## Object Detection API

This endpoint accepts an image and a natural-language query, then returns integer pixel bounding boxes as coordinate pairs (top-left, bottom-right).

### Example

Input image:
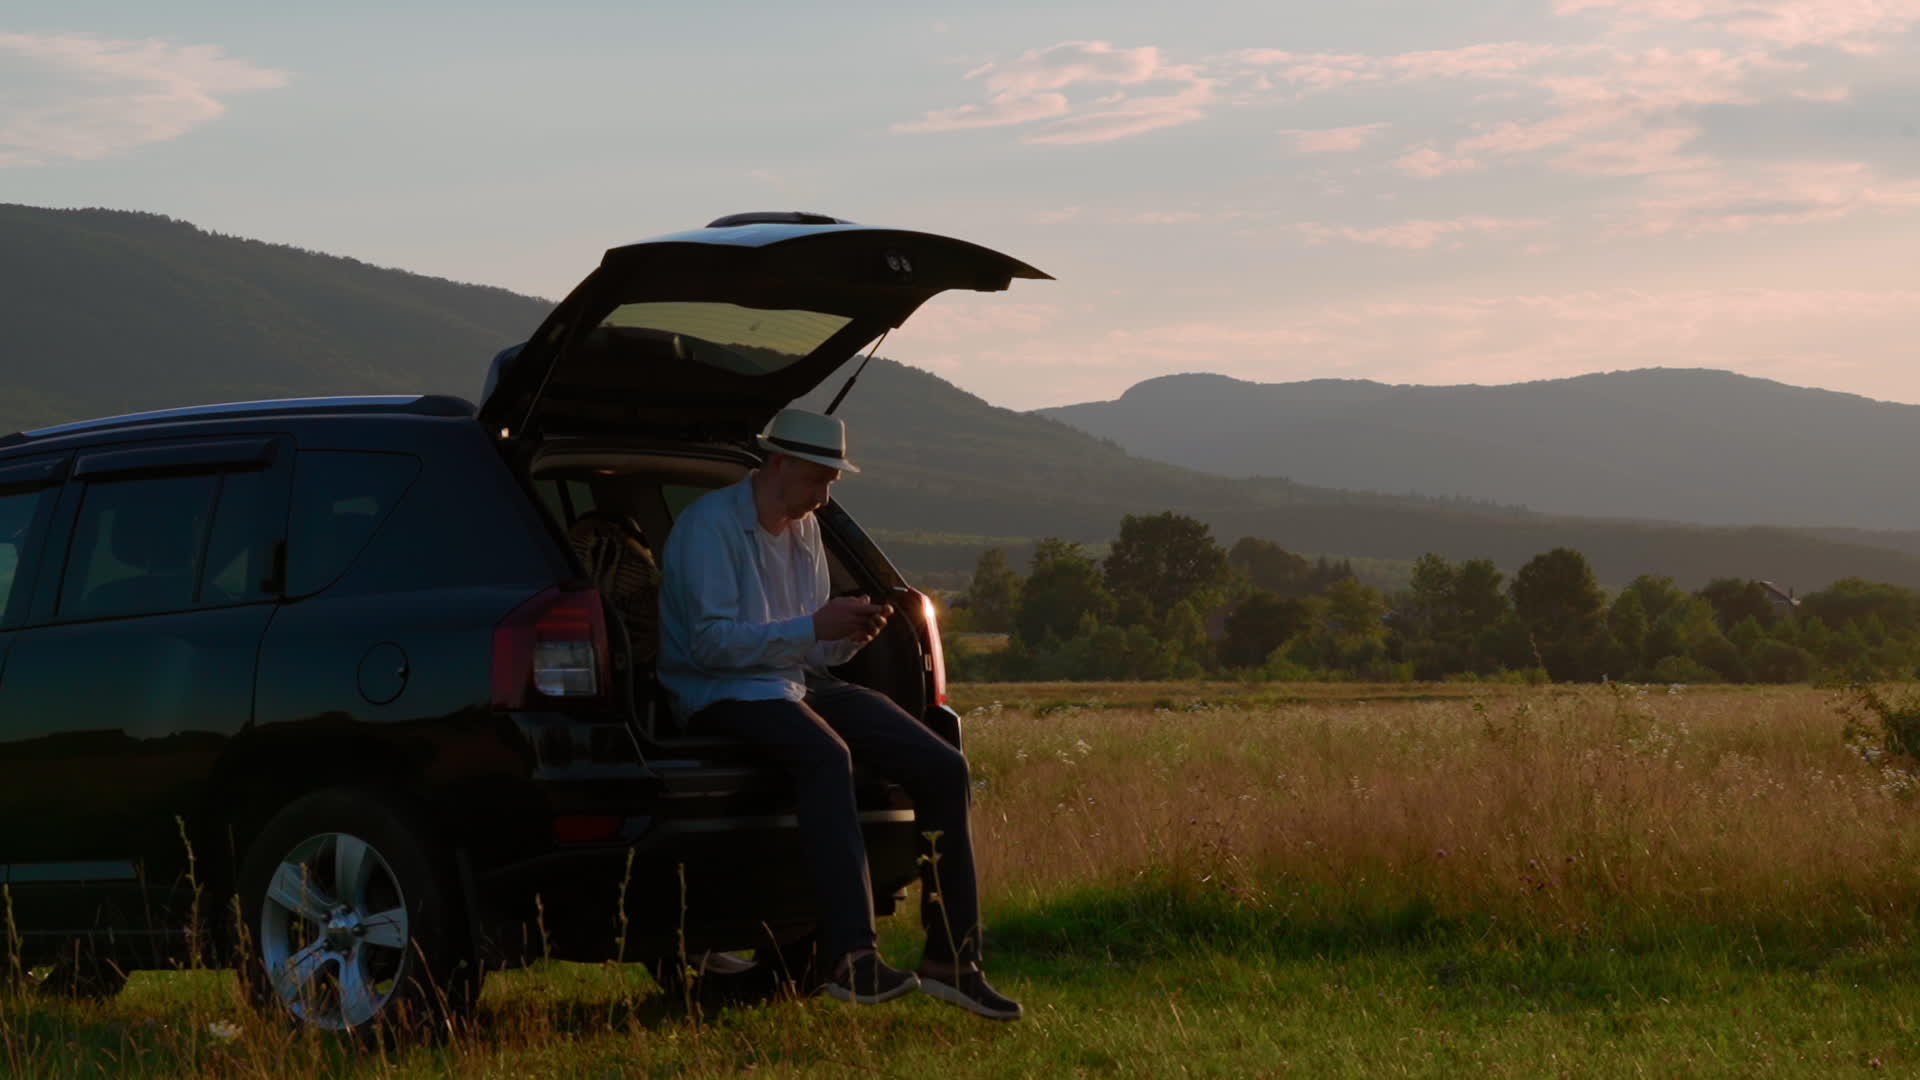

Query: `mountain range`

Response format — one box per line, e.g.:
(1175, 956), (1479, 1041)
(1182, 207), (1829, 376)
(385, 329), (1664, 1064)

(7, 202), (1920, 594)
(1040, 370), (1920, 530)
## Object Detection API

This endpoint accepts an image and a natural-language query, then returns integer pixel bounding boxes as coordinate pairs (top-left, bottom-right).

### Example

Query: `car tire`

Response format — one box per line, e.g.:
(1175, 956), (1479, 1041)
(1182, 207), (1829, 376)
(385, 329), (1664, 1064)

(235, 787), (481, 1033)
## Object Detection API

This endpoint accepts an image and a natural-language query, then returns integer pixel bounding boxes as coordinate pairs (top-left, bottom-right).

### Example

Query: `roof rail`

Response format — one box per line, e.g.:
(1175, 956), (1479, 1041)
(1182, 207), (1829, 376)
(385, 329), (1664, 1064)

(0, 394), (476, 448)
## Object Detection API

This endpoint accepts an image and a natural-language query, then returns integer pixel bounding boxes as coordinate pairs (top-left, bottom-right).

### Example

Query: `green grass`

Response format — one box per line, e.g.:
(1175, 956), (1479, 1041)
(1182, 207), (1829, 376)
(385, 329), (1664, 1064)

(9, 684), (1920, 1076)
(10, 901), (1920, 1077)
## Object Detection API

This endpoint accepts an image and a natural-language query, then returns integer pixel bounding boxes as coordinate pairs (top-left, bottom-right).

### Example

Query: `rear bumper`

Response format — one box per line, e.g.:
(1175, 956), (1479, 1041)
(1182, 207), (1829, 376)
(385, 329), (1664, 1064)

(471, 806), (922, 963)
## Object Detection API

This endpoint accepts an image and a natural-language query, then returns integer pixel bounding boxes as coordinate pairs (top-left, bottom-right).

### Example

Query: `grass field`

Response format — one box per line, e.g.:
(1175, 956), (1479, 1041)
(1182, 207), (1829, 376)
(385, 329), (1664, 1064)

(8, 682), (1920, 1077)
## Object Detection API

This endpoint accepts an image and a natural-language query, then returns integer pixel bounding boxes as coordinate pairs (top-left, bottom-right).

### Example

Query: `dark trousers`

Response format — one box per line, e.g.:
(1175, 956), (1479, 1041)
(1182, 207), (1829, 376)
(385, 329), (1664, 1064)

(690, 679), (981, 965)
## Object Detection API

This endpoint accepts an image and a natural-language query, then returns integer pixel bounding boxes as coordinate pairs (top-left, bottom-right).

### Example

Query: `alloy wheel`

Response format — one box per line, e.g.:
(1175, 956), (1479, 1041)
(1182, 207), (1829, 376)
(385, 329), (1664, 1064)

(257, 832), (411, 1030)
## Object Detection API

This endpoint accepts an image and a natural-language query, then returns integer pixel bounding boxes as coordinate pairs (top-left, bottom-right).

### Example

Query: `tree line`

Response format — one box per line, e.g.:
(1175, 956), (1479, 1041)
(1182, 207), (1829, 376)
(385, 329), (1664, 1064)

(945, 511), (1920, 684)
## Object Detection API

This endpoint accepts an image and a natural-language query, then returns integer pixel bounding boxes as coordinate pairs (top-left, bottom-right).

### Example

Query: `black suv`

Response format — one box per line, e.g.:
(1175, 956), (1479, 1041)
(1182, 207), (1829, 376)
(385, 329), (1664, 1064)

(0, 214), (1048, 1029)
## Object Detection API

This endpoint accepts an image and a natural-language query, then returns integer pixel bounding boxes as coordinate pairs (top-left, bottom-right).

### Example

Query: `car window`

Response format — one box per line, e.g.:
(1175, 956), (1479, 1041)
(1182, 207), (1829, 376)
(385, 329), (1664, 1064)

(60, 473), (220, 620)
(660, 484), (712, 519)
(0, 486), (52, 625)
(597, 303), (854, 377)
(287, 451), (421, 596)
(199, 468), (285, 605)
(565, 480), (596, 519)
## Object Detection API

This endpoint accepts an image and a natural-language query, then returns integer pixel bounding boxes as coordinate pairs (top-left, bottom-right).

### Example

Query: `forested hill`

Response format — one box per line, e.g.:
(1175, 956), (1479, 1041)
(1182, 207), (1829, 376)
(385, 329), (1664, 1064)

(0, 203), (552, 435)
(798, 361), (1920, 591)
(1040, 370), (1920, 530)
(8, 202), (1920, 592)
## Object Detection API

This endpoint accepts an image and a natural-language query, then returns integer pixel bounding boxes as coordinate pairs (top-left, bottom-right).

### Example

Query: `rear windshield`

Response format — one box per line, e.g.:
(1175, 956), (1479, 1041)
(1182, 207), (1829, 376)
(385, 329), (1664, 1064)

(597, 302), (852, 376)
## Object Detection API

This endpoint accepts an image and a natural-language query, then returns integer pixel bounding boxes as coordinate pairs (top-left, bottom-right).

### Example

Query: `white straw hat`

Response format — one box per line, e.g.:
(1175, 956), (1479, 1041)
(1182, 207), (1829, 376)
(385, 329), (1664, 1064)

(758, 408), (860, 473)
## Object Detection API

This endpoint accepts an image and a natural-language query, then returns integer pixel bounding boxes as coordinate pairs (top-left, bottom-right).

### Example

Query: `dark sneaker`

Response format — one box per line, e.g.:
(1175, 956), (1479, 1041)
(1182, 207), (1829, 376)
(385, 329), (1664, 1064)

(917, 964), (1023, 1021)
(820, 950), (920, 1005)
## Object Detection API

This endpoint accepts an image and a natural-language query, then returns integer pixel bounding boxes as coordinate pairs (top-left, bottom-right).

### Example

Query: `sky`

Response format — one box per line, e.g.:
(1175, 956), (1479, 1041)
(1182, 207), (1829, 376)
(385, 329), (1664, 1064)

(5, 0), (1920, 410)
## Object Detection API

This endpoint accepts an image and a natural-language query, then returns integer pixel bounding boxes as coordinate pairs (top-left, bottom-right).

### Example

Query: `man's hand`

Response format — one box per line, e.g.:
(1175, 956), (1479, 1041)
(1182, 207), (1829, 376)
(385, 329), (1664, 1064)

(814, 595), (892, 645)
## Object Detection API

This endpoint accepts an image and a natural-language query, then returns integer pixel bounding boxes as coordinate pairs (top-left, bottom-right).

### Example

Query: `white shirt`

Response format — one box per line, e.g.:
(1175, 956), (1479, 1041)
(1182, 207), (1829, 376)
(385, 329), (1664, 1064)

(657, 474), (862, 719)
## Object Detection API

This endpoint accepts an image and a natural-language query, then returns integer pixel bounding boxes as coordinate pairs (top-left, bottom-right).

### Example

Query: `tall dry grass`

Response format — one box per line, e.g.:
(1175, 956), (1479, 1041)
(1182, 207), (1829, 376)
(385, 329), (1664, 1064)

(7, 684), (1920, 1078)
(964, 684), (1920, 944)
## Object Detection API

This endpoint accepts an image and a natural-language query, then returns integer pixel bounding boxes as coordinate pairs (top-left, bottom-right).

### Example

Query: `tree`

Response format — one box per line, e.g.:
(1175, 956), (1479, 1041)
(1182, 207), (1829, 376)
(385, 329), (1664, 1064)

(1400, 553), (1457, 679)
(1228, 537), (1313, 596)
(1511, 547), (1608, 680)
(1608, 589), (1649, 668)
(1163, 599), (1213, 672)
(1649, 594), (1722, 670)
(1747, 637), (1814, 683)
(1450, 559), (1510, 638)
(963, 548), (1021, 632)
(1103, 512), (1230, 620)
(1615, 575), (1688, 669)
(1801, 578), (1920, 637)
(1014, 538), (1113, 646)
(1697, 578), (1777, 632)
(1403, 554), (1455, 643)
(1291, 578), (1391, 675)
(1221, 590), (1312, 668)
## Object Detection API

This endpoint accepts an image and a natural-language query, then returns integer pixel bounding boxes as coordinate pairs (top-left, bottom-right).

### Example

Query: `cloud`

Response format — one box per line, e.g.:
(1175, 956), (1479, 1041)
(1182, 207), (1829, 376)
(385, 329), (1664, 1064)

(1235, 41), (1577, 97)
(1548, 124), (1708, 175)
(1628, 160), (1920, 233)
(1395, 145), (1483, 176)
(1554, 0), (1920, 51)
(0, 32), (288, 167)
(1297, 216), (1548, 249)
(891, 93), (1069, 134)
(894, 39), (1214, 143)
(1280, 122), (1391, 153)
(1024, 75), (1215, 144)
(971, 40), (1166, 97)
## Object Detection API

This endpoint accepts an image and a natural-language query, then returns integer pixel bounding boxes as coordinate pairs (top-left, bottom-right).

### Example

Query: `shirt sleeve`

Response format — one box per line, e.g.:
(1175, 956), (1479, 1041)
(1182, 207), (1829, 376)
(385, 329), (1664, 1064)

(668, 512), (817, 671)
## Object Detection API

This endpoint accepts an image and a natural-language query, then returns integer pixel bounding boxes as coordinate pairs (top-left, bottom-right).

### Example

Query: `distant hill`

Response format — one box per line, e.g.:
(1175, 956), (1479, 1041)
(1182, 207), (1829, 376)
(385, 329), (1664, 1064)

(802, 362), (1920, 592)
(0, 203), (551, 435)
(1039, 370), (1920, 530)
(8, 202), (1920, 593)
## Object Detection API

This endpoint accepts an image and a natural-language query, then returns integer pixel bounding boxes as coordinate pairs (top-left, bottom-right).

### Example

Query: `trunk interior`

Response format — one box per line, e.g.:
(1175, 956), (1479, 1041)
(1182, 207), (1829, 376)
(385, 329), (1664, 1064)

(522, 443), (929, 756)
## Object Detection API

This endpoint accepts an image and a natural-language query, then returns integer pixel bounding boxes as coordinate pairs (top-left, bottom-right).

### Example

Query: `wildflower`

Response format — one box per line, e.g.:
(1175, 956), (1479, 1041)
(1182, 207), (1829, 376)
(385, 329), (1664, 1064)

(206, 1020), (241, 1042)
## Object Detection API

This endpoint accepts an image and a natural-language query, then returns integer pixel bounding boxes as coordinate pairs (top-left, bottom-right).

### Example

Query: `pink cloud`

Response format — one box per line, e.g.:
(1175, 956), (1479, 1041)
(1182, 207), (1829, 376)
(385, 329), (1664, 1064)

(1395, 146), (1483, 176)
(1296, 216), (1547, 249)
(1024, 75), (1216, 145)
(891, 93), (1069, 134)
(1548, 125), (1706, 175)
(973, 40), (1167, 97)
(896, 40), (1213, 143)
(1280, 122), (1391, 153)
(1554, 0), (1920, 50)
(1629, 161), (1920, 234)
(0, 32), (287, 167)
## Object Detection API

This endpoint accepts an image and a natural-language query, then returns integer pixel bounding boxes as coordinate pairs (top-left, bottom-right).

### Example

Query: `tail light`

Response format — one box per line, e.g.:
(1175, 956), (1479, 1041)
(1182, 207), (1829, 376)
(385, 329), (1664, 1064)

(920, 592), (949, 707)
(492, 586), (609, 709)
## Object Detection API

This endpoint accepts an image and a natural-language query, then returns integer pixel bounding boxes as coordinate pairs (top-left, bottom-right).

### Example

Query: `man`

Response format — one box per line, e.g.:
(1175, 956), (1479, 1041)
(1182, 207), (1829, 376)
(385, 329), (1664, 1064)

(657, 407), (1021, 1020)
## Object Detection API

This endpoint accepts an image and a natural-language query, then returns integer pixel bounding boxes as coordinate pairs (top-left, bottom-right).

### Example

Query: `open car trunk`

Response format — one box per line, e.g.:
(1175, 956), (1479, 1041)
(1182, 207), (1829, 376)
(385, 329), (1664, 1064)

(523, 443), (929, 753)
(479, 218), (1050, 446)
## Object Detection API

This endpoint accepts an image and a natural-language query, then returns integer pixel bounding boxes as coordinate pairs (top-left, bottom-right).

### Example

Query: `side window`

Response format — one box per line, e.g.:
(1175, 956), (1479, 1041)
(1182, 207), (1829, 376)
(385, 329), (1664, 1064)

(660, 485), (709, 519)
(60, 474), (220, 619)
(0, 486), (53, 625)
(200, 468), (285, 605)
(564, 480), (597, 519)
(287, 451), (421, 596)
